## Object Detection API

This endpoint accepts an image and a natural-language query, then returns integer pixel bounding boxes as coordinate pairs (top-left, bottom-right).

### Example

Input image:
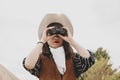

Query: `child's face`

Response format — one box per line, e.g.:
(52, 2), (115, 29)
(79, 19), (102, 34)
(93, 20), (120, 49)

(47, 34), (63, 48)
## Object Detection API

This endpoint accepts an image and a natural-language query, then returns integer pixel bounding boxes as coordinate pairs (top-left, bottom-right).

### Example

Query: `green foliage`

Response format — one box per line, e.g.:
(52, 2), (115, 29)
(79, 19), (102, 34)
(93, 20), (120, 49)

(94, 47), (110, 60)
(78, 47), (120, 80)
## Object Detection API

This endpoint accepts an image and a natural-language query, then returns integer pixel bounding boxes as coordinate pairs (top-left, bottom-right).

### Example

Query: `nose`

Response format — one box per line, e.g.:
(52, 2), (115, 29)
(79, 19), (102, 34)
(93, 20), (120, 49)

(53, 35), (60, 39)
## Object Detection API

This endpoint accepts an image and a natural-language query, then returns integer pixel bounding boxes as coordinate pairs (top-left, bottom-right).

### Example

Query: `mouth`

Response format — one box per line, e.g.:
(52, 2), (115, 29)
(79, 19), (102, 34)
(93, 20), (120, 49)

(54, 41), (60, 43)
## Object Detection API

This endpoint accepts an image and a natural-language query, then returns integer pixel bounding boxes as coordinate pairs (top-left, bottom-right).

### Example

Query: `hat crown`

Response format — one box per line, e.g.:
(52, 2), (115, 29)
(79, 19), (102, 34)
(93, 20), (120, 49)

(38, 14), (73, 40)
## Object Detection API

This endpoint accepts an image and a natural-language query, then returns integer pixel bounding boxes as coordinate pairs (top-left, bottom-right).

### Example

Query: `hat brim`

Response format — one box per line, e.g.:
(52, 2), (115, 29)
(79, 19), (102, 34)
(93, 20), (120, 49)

(38, 14), (73, 40)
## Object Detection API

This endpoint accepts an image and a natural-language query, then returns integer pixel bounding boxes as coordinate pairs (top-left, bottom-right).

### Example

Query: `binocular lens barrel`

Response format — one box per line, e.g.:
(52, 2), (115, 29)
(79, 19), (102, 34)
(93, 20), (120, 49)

(48, 28), (67, 36)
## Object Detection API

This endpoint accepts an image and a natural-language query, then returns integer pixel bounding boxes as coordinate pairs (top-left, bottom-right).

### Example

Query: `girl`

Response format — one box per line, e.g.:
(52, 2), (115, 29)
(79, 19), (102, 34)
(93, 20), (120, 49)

(23, 14), (95, 80)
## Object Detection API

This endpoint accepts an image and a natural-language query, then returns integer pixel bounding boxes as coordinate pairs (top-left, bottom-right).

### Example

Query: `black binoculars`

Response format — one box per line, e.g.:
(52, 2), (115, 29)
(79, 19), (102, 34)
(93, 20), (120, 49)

(48, 27), (67, 36)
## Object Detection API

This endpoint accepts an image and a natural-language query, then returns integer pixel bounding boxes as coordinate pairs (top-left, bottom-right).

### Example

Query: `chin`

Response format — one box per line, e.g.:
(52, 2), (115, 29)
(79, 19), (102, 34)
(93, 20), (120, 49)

(51, 45), (62, 48)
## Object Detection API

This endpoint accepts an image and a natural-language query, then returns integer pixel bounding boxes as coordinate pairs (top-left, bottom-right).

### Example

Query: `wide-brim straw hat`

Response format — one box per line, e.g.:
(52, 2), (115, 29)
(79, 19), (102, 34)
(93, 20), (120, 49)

(38, 14), (73, 40)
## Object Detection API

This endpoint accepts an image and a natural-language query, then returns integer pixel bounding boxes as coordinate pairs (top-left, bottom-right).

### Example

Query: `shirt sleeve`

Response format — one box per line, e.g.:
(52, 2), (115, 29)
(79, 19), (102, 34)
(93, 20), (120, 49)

(22, 58), (42, 78)
(73, 50), (95, 78)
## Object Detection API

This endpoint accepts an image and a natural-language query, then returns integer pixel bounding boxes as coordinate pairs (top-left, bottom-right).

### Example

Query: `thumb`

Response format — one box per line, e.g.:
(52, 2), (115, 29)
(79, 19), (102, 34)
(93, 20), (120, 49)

(58, 34), (64, 39)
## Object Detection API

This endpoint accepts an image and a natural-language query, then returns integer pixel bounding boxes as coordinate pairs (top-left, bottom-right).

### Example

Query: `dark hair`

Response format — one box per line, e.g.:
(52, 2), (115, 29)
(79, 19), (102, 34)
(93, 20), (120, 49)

(42, 22), (74, 59)
(47, 22), (63, 28)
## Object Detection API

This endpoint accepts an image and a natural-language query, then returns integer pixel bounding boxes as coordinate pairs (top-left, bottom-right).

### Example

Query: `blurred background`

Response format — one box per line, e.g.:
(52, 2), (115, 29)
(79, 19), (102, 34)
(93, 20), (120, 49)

(0, 0), (120, 80)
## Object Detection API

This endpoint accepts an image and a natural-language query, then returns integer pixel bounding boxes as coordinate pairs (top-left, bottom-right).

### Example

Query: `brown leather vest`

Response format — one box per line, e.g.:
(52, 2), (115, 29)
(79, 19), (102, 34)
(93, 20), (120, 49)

(39, 54), (76, 80)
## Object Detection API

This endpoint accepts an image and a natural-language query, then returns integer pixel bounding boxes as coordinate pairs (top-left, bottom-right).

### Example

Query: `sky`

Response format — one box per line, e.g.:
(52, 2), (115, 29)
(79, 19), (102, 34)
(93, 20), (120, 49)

(0, 0), (120, 80)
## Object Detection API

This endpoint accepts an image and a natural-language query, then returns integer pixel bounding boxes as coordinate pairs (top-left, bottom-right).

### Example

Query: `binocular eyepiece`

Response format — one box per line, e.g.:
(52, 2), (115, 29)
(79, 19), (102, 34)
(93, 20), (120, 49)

(48, 27), (67, 36)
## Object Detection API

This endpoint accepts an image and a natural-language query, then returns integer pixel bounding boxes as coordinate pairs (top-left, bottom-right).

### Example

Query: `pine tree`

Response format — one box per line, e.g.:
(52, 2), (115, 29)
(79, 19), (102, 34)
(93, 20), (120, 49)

(78, 47), (120, 80)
